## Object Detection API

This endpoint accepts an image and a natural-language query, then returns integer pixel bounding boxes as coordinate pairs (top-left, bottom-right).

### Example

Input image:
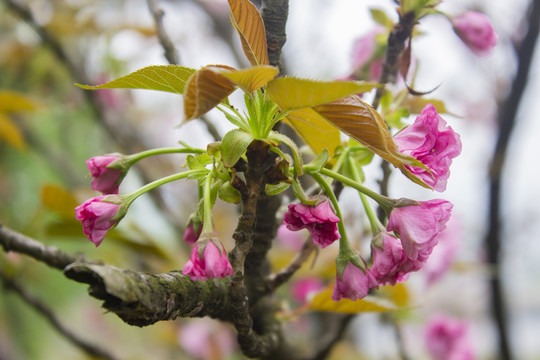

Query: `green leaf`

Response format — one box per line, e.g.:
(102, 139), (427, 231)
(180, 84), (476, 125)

(284, 108), (342, 158)
(221, 129), (254, 168)
(219, 65), (279, 93)
(186, 153), (212, 170)
(76, 65), (196, 94)
(308, 287), (398, 313)
(266, 77), (379, 111)
(370, 8), (393, 28)
(217, 181), (242, 204)
(228, 0), (269, 66)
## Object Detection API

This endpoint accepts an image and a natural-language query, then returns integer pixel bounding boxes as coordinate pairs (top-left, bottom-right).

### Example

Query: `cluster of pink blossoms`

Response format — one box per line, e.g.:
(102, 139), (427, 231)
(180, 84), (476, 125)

(282, 104), (460, 302)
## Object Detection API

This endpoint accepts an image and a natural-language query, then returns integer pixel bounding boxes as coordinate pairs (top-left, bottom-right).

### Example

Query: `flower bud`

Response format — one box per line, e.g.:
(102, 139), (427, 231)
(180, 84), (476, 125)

(75, 195), (126, 246)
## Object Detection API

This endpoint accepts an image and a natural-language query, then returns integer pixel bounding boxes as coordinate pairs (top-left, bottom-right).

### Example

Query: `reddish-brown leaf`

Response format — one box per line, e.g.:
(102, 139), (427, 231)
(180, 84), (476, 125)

(314, 95), (430, 188)
(183, 65), (237, 121)
(228, 0), (269, 66)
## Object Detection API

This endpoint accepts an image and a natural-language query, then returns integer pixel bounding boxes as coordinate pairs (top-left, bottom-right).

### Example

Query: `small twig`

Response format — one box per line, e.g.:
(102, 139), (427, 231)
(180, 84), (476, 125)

(309, 315), (355, 360)
(0, 223), (85, 270)
(146, 0), (180, 65)
(486, 1), (540, 359)
(0, 270), (119, 360)
(266, 239), (316, 293)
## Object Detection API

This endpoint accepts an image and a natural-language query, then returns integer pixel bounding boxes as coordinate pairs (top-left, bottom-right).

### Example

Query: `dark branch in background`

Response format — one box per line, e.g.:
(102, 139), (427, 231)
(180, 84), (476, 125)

(0, 223), (85, 270)
(0, 270), (119, 360)
(261, 0), (289, 70)
(486, 1), (540, 359)
(146, 0), (180, 65)
(372, 9), (417, 219)
(3, 0), (185, 235)
(147, 0), (222, 142)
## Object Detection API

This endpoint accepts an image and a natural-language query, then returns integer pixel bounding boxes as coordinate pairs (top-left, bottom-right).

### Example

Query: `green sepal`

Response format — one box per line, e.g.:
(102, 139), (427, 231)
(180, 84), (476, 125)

(221, 129), (255, 168)
(291, 178), (317, 206)
(268, 131), (303, 176)
(265, 182), (290, 196)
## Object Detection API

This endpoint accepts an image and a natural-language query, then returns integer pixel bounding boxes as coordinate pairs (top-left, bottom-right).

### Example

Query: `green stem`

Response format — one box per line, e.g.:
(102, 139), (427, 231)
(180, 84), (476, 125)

(201, 172), (214, 235)
(128, 147), (205, 163)
(123, 169), (206, 206)
(346, 156), (385, 234)
(317, 167), (394, 216)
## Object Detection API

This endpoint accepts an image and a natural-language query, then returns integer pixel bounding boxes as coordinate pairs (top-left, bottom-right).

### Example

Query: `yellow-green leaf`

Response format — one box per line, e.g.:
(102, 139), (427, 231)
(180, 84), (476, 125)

(308, 286), (397, 314)
(0, 113), (26, 151)
(266, 77), (378, 111)
(403, 97), (448, 114)
(219, 65), (279, 93)
(313, 95), (431, 189)
(76, 65), (196, 94)
(183, 65), (238, 121)
(41, 184), (80, 218)
(284, 108), (341, 157)
(0, 91), (36, 113)
(228, 0), (269, 66)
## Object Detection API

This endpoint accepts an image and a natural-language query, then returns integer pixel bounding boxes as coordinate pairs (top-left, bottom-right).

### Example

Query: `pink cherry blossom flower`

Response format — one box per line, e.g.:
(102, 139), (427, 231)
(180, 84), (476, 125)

(276, 223), (307, 251)
(371, 233), (410, 286)
(183, 220), (202, 245)
(425, 314), (474, 360)
(350, 27), (386, 81)
(394, 104), (462, 192)
(453, 11), (498, 56)
(423, 216), (461, 286)
(75, 195), (122, 246)
(291, 277), (325, 303)
(86, 155), (125, 195)
(387, 200), (452, 261)
(182, 240), (233, 281)
(332, 261), (378, 301)
(283, 200), (340, 248)
(177, 318), (236, 359)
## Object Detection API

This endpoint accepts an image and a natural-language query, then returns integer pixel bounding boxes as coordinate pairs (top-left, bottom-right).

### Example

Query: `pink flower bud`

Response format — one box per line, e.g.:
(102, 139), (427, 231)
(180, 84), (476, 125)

(332, 261), (378, 301)
(425, 314), (474, 360)
(453, 11), (498, 56)
(86, 155), (126, 195)
(394, 104), (461, 192)
(387, 200), (452, 261)
(75, 195), (123, 246)
(182, 240), (233, 281)
(283, 199), (340, 249)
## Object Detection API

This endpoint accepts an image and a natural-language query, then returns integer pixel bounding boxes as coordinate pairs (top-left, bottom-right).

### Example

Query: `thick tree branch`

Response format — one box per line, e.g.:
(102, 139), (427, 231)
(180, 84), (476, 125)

(0, 271), (119, 360)
(0, 224), (232, 327)
(64, 263), (230, 327)
(261, 0), (289, 69)
(486, 1), (540, 359)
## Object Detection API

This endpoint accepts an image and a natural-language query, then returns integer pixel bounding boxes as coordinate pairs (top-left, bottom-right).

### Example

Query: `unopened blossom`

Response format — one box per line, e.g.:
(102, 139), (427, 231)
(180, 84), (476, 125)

(75, 195), (123, 246)
(453, 11), (498, 56)
(182, 240), (233, 281)
(332, 261), (378, 301)
(87, 154), (126, 194)
(394, 104), (462, 192)
(387, 200), (453, 261)
(283, 199), (340, 248)
(425, 314), (474, 360)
